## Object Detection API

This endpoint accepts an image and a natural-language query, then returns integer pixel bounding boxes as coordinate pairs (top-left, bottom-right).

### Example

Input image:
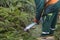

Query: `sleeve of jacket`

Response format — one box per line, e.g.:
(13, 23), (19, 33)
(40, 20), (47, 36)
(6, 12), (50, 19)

(34, 0), (45, 21)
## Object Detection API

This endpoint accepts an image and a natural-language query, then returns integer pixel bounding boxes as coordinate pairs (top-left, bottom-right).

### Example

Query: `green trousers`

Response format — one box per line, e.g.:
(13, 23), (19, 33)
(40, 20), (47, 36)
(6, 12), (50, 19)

(42, 3), (59, 33)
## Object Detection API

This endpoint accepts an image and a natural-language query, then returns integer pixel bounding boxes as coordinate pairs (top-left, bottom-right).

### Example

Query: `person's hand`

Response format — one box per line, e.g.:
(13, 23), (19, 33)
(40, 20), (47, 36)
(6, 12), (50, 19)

(33, 18), (39, 24)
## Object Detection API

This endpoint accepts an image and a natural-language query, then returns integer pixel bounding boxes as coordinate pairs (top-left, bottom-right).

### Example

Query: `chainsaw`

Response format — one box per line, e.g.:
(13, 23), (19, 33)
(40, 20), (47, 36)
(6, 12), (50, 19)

(24, 22), (37, 31)
(24, 17), (43, 31)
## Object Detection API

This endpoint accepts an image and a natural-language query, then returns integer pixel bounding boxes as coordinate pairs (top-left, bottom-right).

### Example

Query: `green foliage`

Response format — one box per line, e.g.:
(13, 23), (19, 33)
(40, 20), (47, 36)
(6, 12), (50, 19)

(0, 0), (35, 13)
(0, 0), (36, 40)
(54, 24), (60, 40)
(0, 7), (36, 40)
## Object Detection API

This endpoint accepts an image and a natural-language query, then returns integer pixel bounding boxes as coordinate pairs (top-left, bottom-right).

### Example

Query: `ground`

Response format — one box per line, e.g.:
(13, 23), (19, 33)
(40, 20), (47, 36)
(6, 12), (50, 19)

(31, 24), (55, 40)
